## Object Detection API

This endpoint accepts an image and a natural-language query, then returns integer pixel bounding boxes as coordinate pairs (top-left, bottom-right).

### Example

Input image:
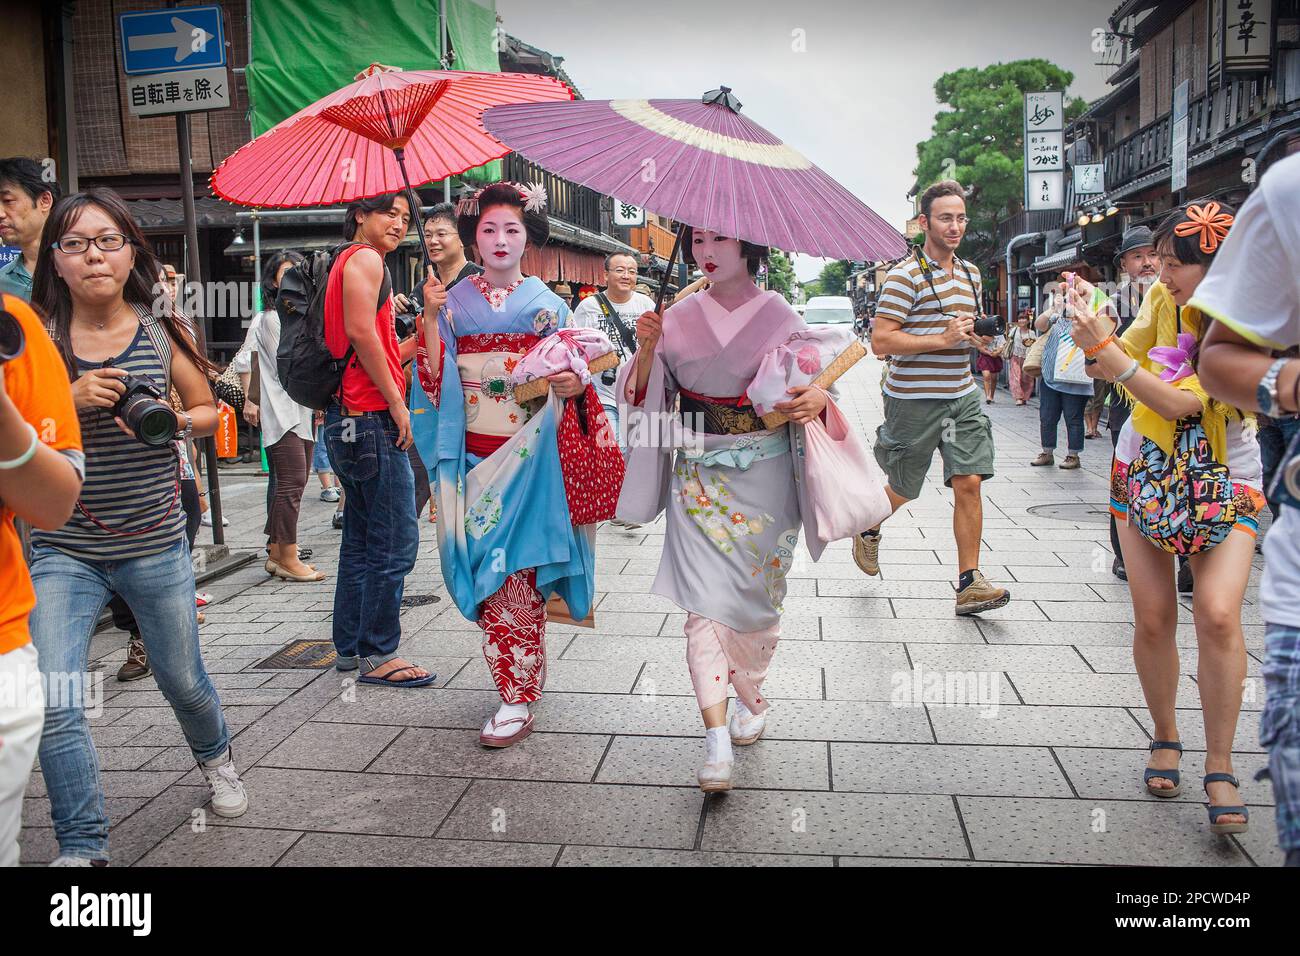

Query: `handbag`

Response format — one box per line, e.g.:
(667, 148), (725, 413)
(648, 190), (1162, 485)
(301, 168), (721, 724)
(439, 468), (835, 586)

(212, 362), (246, 414)
(556, 383), (626, 525)
(1051, 325), (1092, 385)
(1127, 416), (1236, 555)
(1023, 331), (1048, 379)
(803, 395), (892, 542)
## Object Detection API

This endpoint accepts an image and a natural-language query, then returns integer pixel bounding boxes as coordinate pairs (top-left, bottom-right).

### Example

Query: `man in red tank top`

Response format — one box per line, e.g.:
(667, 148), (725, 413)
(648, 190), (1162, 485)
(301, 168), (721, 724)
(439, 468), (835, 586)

(321, 192), (446, 687)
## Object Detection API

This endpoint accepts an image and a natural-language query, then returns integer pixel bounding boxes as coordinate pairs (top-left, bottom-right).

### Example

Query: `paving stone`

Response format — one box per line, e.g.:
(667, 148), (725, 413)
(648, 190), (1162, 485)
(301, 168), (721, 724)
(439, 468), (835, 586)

(830, 743), (1070, 797)
(825, 669), (1018, 706)
(369, 728), (611, 782)
(597, 735), (830, 790)
(556, 845), (832, 866)
(276, 833), (560, 866)
(1008, 672), (1202, 708)
(701, 790), (967, 859)
(256, 722), (403, 772)
(206, 767), (467, 836)
(928, 705), (1147, 748)
(820, 619), (984, 644)
(958, 796), (1252, 866)
(136, 823), (302, 866)
(908, 644), (1091, 674)
(438, 780), (702, 849)
(892, 599), (1049, 621)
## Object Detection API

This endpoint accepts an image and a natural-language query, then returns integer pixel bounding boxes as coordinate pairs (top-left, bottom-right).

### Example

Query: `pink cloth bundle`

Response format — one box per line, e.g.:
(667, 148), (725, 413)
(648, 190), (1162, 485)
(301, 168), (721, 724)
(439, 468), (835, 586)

(745, 325), (858, 419)
(510, 326), (618, 400)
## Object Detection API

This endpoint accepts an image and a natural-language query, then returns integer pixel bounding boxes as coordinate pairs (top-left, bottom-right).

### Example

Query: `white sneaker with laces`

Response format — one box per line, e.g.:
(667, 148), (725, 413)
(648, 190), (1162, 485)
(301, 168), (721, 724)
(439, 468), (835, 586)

(49, 856), (96, 866)
(200, 749), (248, 818)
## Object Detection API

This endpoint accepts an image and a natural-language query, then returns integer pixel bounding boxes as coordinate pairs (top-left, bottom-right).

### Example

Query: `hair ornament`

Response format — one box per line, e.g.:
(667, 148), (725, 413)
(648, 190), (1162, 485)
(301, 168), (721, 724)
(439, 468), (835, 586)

(519, 181), (548, 214)
(1173, 201), (1234, 254)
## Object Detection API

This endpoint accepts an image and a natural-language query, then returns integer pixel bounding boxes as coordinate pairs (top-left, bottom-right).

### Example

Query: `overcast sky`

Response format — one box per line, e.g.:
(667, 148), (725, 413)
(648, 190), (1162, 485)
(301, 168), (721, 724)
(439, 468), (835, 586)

(495, 0), (1119, 280)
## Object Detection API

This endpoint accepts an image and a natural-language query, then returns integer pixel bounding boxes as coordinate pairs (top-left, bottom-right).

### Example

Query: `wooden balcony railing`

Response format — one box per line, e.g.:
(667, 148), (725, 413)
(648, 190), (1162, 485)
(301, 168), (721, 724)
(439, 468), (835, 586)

(1103, 76), (1278, 190)
(502, 153), (603, 234)
(627, 220), (678, 259)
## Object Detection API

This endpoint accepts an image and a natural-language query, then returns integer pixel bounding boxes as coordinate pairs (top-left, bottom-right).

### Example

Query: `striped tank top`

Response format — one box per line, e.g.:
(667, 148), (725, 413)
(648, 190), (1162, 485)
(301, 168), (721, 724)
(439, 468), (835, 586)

(32, 321), (185, 561)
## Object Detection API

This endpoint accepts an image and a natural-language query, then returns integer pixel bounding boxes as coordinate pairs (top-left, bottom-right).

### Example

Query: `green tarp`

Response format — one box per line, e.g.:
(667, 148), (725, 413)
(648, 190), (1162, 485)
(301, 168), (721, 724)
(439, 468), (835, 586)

(246, 0), (499, 179)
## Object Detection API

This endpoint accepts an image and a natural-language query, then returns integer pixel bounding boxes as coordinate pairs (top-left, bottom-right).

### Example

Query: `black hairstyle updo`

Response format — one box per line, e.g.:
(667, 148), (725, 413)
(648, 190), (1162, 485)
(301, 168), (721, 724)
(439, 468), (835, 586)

(456, 182), (550, 256)
(680, 226), (769, 278)
(1152, 200), (1237, 267)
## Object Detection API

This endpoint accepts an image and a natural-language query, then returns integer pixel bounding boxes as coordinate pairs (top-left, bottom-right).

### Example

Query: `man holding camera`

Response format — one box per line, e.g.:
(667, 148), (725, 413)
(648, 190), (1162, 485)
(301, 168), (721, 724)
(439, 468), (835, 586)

(1195, 150), (1300, 866)
(858, 180), (1010, 615)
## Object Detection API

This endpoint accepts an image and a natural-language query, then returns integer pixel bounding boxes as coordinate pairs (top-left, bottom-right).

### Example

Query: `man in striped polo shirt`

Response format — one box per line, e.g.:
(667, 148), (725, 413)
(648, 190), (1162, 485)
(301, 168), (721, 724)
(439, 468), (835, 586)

(855, 180), (1010, 615)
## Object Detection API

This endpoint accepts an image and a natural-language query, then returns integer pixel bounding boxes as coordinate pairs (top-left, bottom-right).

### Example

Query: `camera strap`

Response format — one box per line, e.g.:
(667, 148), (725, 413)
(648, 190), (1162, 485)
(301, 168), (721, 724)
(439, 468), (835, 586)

(913, 247), (982, 318)
(593, 292), (638, 355)
(75, 462), (181, 537)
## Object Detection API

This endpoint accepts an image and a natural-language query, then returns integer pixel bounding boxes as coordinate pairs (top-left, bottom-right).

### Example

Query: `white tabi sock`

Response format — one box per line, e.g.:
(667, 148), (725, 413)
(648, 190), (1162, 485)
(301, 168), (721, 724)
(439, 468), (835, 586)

(705, 726), (733, 765)
(496, 702), (529, 722)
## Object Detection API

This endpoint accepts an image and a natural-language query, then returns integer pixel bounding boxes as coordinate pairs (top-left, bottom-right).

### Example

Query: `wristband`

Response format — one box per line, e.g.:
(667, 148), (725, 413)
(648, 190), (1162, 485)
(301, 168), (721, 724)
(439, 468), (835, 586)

(0, 421), (39, 470)
(1113, 359), (1140, 385)
(1084, 335), (1116, 359)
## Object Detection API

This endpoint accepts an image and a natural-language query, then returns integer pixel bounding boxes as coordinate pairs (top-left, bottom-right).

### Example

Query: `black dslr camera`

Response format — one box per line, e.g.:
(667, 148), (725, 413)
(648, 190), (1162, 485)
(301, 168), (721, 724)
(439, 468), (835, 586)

(973, 314), (1006, 337)
(111, 372), (178, 447)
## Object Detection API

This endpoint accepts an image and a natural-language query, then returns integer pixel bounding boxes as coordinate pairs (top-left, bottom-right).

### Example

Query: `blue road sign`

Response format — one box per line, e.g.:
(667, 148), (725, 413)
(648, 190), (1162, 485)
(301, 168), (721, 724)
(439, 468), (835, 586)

(119, 5), (225, 76)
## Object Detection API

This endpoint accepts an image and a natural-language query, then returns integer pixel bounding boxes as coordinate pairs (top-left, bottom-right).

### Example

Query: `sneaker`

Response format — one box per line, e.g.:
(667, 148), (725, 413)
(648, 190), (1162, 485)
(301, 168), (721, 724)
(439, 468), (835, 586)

(49, 855), (105, 867)
(1177, 559), (1194, 594)
(852, 530), (881, 576)
(331, 511), (344, 530)
(1058, 454), (1081, 470)
(1112, 558), (1127, 582)
(200, 749), (248, 818)
(320, 487), (340, 502)
(1031, 451), (1054, 466)
(200, 511), (230, 528)
(955, 570), (1011, 616)
(116, 635), (151, 682)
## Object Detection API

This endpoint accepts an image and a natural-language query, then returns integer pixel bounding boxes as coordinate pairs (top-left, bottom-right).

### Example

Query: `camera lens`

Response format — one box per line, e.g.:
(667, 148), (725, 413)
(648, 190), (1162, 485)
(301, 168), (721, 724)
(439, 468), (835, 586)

(0, 308), (25, 363)
(126, 399), (179, 447)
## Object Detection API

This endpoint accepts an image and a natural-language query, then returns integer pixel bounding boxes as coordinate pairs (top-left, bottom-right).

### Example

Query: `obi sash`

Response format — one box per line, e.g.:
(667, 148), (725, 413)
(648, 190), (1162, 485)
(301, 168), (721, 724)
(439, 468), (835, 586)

(679, 386), (765, 435)
(458, 332), (540, 458)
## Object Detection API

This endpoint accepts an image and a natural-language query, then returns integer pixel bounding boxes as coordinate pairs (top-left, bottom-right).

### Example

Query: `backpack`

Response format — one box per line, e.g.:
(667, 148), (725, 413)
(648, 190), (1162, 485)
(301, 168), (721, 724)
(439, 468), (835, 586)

(275, 242), (391, 410)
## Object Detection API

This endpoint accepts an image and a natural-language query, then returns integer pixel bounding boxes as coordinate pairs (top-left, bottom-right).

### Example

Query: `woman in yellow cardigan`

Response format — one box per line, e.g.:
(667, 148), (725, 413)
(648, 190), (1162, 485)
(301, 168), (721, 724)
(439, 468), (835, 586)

(1067, 202), (1260, 836)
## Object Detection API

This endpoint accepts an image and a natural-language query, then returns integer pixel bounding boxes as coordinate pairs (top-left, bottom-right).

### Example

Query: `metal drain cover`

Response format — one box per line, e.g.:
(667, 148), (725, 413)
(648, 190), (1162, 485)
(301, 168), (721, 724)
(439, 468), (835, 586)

(1026, 502), (1111, 525)
(253, 639), (337, 670)
(401, 594), (441, 608)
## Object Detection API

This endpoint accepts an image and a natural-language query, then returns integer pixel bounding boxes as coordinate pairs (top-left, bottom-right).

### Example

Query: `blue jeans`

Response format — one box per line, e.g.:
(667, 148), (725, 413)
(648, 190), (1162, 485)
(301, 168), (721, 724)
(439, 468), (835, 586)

(1039, 382), (1086, 455)
(600, 397), (625, 454)
(1261, 623), (1300, 856)
(323, 406), (419, 666)
(29, 538), (229, 861)
(312, 423), (333, 473)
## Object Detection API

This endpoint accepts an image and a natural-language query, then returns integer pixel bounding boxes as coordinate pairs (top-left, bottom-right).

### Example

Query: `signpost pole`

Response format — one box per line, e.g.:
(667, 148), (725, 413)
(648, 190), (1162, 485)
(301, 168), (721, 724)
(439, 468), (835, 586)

(176, 101), (224, 545)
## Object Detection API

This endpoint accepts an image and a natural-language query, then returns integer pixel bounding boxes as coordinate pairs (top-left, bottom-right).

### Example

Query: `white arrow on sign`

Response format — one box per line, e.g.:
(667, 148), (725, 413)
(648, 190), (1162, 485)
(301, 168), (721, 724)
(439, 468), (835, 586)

(127, 16), (215, 63)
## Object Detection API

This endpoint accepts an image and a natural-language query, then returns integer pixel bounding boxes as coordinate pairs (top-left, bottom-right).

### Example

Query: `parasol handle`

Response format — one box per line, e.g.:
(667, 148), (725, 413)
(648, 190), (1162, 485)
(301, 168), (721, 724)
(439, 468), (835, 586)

(392, 146), (433, 278)
(649, 221), (690, 328)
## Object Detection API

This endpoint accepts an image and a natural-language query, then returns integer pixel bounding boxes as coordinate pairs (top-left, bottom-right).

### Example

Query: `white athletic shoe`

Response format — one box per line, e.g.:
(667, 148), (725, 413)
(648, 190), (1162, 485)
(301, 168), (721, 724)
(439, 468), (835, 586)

(200, 749), (248, 818)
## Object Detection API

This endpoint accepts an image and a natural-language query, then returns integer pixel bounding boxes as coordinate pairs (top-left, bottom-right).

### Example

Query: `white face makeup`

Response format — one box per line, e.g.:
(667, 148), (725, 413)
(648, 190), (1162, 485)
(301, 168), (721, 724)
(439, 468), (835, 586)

(691, 229), (748, 285)
(476, 205), (527, 275)
(53, 205), (136, 306)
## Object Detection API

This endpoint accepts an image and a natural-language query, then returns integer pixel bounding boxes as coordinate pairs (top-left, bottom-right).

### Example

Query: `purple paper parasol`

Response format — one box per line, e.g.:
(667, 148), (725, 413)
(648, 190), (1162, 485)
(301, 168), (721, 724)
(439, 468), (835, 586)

(482, 88), (908, 262)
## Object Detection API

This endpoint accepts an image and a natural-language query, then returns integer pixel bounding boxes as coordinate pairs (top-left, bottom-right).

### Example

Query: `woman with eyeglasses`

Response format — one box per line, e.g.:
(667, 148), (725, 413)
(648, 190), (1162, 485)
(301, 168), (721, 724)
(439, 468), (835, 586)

(29, 188), (247, 865)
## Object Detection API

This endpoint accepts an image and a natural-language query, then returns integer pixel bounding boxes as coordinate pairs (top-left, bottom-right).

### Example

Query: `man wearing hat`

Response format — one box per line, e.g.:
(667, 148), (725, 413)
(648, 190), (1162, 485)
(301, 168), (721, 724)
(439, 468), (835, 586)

(1104, 225), (1160, 580)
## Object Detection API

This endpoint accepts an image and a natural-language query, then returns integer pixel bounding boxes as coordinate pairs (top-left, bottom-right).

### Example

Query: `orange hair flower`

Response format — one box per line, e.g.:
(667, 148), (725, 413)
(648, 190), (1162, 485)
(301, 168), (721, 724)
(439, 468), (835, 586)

(1173, 202), (1234, 254)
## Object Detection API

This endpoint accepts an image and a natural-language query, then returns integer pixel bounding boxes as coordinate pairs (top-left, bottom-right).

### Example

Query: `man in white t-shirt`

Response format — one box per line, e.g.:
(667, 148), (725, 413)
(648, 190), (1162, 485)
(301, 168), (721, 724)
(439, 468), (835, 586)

(1195, 149), (1300, 867)
(569, 252), (654, 526)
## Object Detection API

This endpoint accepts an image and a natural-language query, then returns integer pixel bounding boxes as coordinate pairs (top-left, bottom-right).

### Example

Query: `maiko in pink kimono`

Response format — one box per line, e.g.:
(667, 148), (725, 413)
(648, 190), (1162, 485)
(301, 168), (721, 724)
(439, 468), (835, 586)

(617, 227), (883, 793)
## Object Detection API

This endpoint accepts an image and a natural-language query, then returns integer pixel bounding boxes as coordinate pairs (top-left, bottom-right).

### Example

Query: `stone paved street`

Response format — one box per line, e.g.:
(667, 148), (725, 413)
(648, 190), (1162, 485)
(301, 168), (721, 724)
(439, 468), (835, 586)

(19, 354), (1281, 866)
